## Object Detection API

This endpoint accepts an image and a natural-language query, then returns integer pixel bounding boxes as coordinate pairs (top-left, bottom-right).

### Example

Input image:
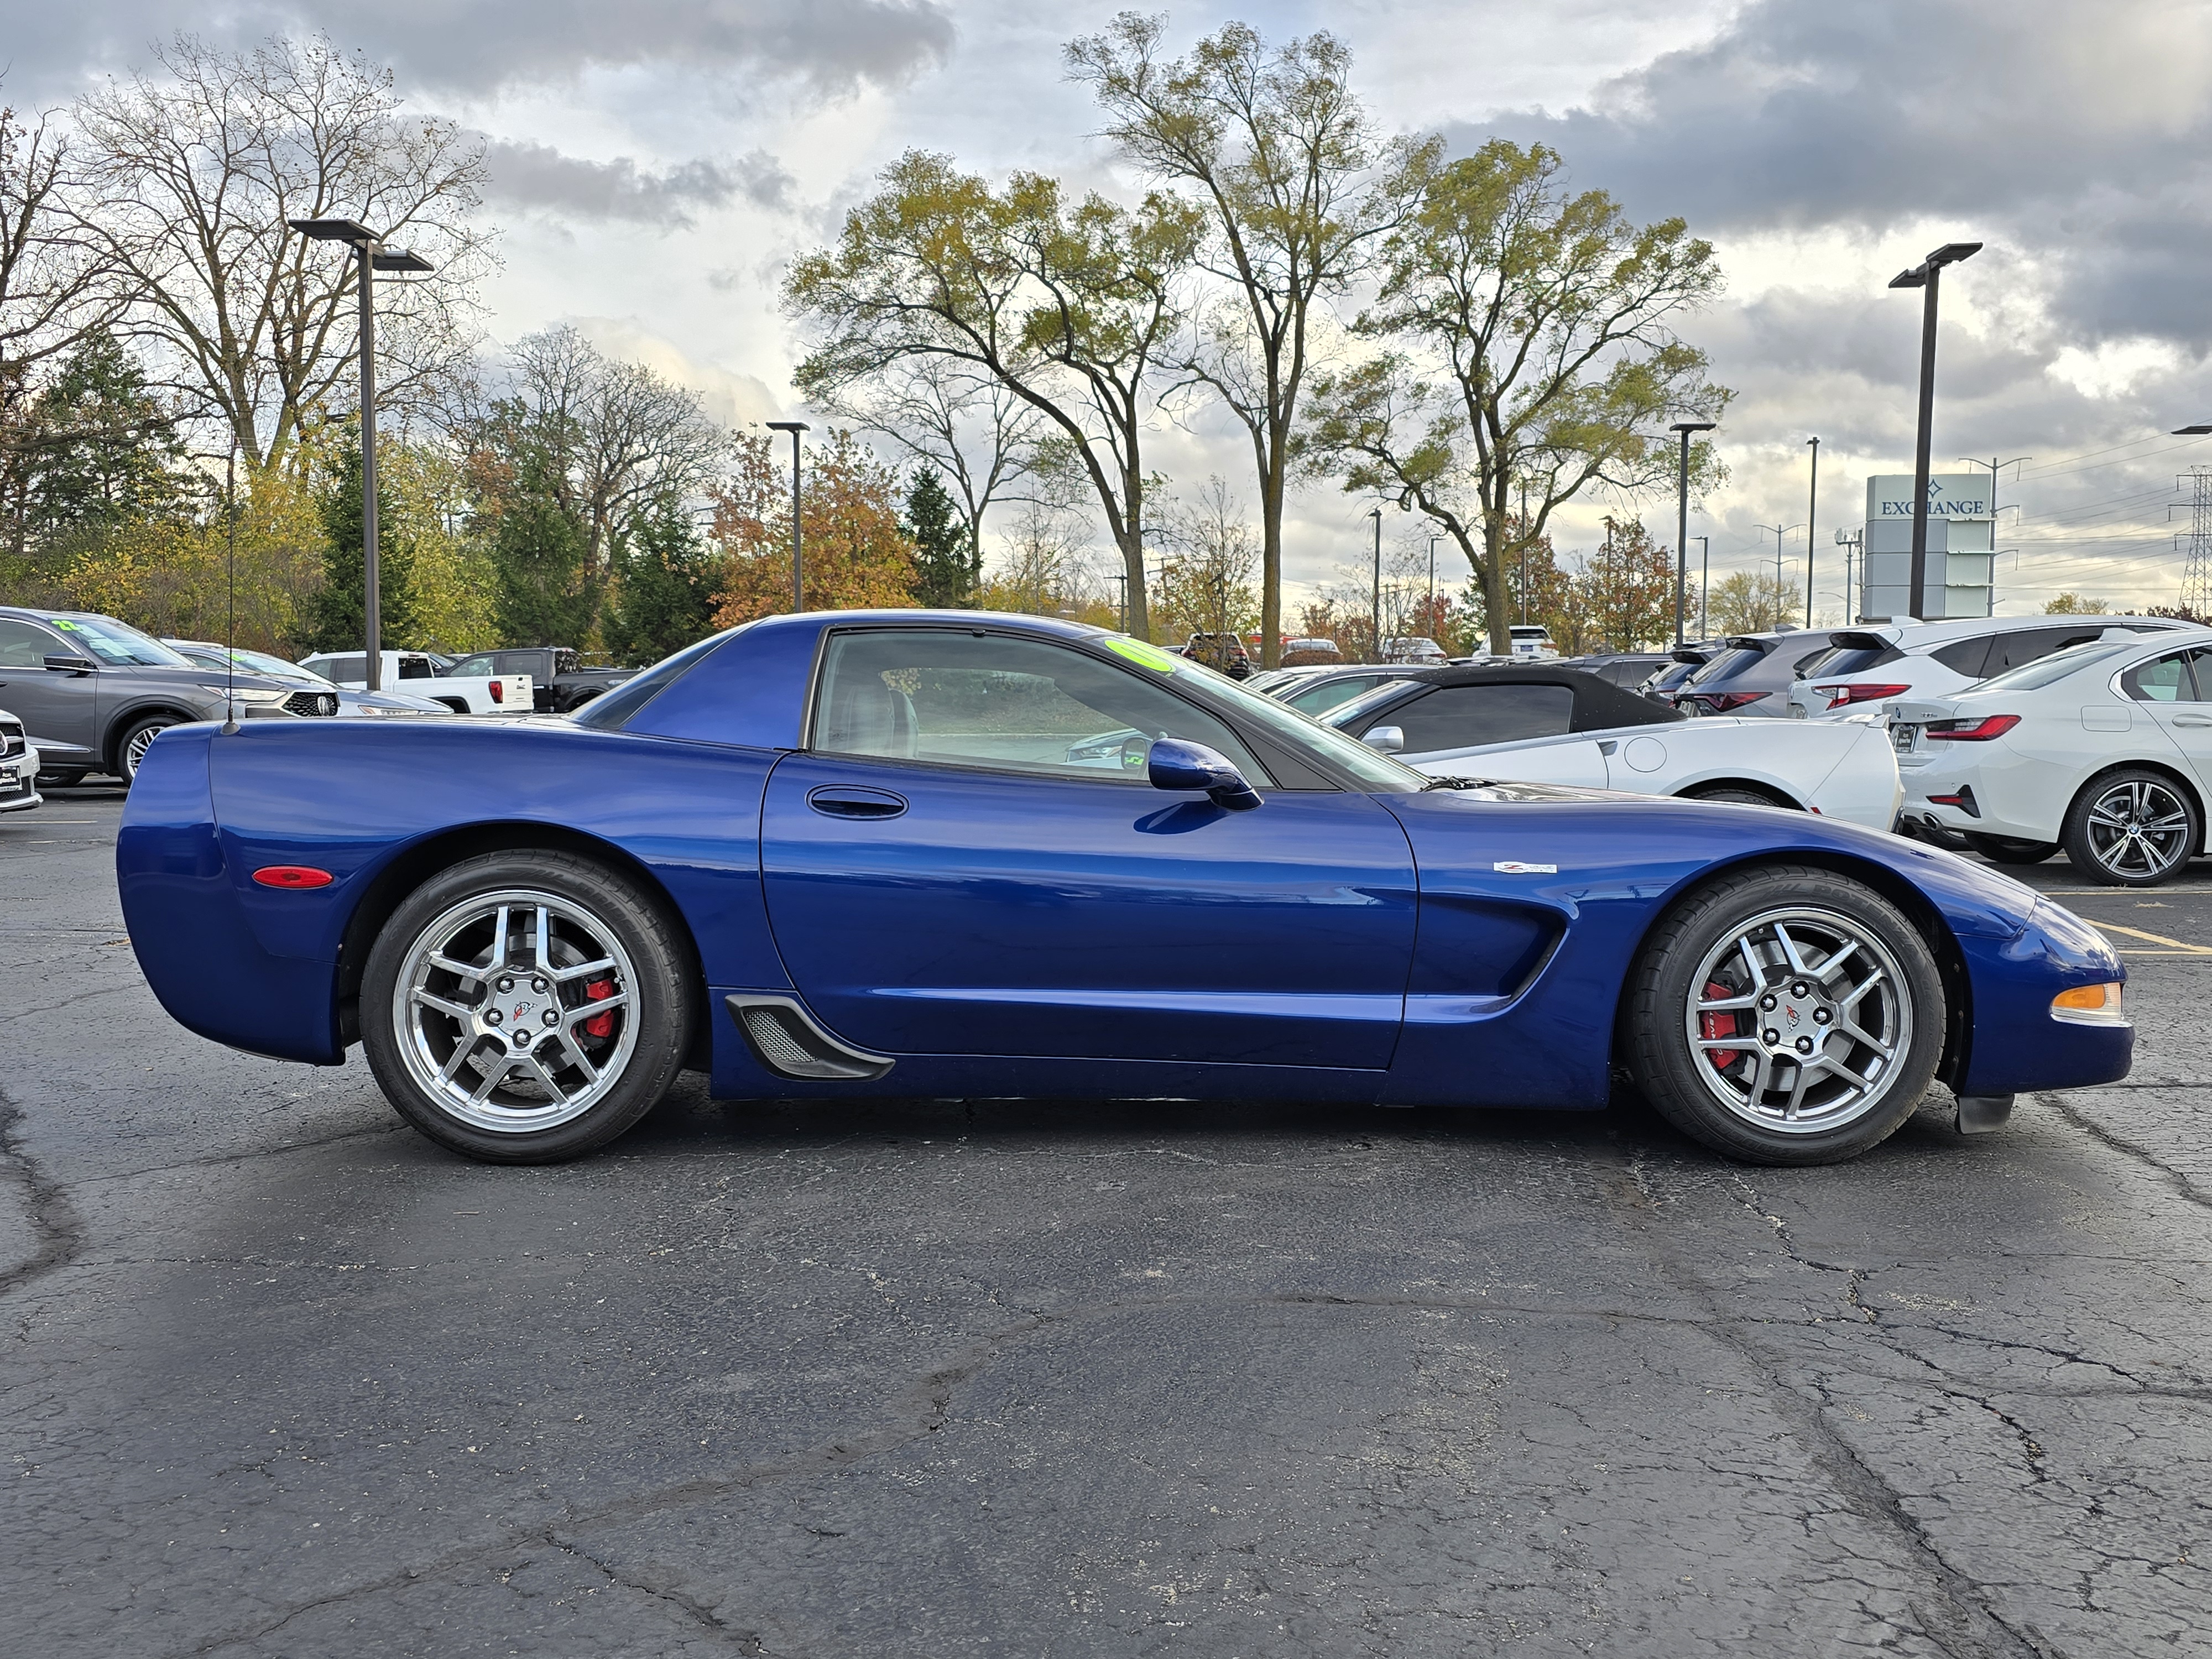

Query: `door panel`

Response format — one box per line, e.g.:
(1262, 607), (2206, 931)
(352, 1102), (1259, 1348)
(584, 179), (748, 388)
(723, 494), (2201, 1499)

(760, 753), (1419, 1068)
(0, 618), (100, 760)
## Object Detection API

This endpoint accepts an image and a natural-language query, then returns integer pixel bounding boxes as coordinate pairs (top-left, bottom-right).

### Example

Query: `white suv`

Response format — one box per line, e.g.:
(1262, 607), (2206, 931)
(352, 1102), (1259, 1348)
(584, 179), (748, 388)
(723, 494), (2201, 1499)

(1786, 614), (2187, 721)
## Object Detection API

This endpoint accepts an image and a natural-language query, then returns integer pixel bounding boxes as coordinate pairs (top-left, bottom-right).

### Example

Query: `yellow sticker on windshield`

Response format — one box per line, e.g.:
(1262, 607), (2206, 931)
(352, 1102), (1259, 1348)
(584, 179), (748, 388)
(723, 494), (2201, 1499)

(1105, 637), (1178, 673)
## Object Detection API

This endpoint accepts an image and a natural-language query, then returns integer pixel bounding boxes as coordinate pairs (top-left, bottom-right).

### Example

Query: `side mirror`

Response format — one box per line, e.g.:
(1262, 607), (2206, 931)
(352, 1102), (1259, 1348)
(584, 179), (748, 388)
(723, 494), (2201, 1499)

(43, 654), (96, 675)
(1363, 724), (1406, 754)
(1147, 738), (1262, 811)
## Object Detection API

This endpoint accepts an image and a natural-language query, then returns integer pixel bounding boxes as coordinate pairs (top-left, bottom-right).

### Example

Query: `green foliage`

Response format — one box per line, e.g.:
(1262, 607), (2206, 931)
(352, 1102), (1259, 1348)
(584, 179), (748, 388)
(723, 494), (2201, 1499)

(306, 427), (417, 653)
(603, 493), (721, 664)
(491, 447), (594, 646)
(904, 467), (972, 607)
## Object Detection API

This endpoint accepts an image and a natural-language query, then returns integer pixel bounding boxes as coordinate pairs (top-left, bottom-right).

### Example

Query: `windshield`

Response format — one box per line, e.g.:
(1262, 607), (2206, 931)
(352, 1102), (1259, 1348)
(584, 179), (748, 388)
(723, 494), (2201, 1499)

(1681, 644), (1764, 688)
(1969, 640), (2137, 695)
(224, 646), (324, 683)
(46, 614), (190, 667)
(1165, 654), (1425, 790)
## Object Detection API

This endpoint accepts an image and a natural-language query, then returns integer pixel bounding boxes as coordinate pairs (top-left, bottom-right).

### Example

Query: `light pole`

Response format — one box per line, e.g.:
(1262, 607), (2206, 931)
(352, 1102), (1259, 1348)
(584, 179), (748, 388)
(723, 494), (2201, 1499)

(1695, 536), (1709, 639)
(286, 218), (433, 692)
(1671, 421), (1716, 646)
(1804, 436), (1819, 628)
(766, 421), (810, 611)
(1756, 524), (1804, 629)
(1889, 241), (1983, 619)
(1368, 506), (1383, 662)
(1426, 532), (1441, 633)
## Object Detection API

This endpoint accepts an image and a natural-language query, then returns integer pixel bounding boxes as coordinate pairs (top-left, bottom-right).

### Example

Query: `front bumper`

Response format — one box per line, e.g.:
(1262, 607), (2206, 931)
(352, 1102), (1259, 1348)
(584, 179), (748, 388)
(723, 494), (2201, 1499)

(1953, 900), (2132, 1097)
(0, 742), (42, 812)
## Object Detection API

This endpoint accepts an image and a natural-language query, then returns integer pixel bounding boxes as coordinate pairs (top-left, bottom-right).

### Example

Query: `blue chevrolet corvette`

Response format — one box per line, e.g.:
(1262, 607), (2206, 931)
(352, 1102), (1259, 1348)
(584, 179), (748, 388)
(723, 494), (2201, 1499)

(117, 611), (2132, 1165)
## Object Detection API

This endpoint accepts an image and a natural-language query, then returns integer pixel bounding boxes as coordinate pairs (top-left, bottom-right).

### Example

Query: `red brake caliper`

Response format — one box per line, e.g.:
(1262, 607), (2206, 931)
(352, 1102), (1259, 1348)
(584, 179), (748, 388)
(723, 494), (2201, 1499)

(1700, 980), (1741, 1070)
(582, 979), (617, 1039)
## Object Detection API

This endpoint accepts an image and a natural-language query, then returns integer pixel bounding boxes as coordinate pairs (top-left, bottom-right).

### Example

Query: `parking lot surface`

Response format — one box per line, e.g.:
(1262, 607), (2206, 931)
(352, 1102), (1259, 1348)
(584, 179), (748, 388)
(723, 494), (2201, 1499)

(4, 786), (2209, 1657)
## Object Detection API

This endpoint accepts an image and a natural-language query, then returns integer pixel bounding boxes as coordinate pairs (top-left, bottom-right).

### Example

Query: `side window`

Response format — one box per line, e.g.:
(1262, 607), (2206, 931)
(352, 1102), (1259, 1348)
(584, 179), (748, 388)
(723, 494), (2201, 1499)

(1930, 636), (1992, 678)
(2124, 653), (2196, 703)
(812, 630), (1268, 784)
(1284, 674), (1381, 716)
(1365, 684), (1575, 752)
(398, 658), (435, 680)
(1990, 628), (2096, 675)
(0, 619), (62, 669)
(316, 655), (366, 682)
(452, 654), (496, 677)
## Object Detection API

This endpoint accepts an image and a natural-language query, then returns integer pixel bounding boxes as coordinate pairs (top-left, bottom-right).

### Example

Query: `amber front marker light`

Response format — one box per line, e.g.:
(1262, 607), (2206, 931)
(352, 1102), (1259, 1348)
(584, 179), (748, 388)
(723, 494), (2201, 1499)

(2051, 982), (2125, 1025)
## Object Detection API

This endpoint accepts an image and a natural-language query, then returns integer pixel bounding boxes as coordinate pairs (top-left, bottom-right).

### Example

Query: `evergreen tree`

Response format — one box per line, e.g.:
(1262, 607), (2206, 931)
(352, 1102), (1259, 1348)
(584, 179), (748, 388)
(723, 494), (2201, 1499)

(307, 427), (417, 653)
(490, 448), (595, 645)
(603, 492), (719, 664)
(904, 466), (972, 608)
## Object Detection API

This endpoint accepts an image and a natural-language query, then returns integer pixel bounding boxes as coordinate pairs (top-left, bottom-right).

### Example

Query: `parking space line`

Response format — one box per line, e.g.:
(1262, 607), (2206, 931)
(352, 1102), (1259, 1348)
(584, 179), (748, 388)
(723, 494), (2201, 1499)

(2088, 920), (2212, 956)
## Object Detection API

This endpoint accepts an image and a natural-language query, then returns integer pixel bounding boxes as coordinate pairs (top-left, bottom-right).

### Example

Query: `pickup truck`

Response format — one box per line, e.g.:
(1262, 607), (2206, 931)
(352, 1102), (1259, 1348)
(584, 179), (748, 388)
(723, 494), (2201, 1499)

(447, 648), (637, 713)
(296, 650), (531, 716)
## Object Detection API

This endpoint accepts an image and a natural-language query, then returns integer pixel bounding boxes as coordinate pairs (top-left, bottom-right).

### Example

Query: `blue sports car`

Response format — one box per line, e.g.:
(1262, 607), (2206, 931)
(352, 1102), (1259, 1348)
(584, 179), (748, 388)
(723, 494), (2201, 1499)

(117, 611), (2132, 1166)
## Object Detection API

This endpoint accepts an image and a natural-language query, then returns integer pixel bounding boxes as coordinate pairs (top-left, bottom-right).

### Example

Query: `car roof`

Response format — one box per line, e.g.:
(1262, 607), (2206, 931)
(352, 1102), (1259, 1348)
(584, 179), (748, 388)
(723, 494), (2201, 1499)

(1352, 662), (1684, 731)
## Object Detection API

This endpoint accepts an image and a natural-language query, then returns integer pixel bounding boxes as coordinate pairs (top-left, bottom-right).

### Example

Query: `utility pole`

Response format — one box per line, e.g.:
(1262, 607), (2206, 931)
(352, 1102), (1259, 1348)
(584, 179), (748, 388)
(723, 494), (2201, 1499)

(1671, 421), (1717, 646)
(1804, 437), (1819, 629)
(1427, 533), (1441, 633)
(1756, 524), (1804, 630)
(1696, 536), (1709, 639)
(2174, 468), (2212, 617)
(1958, 454), (2030, 616)
(1368, 506), (1383, 662)
(1835, 528), (1863, 623)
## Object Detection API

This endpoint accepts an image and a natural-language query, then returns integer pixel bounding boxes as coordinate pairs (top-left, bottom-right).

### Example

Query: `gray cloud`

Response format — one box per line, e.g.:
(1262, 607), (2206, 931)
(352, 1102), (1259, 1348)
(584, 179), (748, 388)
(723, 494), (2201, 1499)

(7, 0), (954, 100)
(483, 140), (794, 228)
(1457, 0), (2212, 347)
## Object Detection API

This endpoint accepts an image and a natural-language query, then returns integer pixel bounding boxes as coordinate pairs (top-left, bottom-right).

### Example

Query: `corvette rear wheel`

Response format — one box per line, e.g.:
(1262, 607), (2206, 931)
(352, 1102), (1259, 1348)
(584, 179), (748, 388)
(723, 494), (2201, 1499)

(362, 852), (696, 1162)
(1626, 865), (1945, 1165)
(2062, 769), (2198, 887)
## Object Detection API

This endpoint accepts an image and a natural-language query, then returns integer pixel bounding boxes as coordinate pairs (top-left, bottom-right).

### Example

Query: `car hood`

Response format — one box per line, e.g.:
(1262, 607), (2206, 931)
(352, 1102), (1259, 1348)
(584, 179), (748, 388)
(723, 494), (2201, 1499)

(100, 665), (298, 697)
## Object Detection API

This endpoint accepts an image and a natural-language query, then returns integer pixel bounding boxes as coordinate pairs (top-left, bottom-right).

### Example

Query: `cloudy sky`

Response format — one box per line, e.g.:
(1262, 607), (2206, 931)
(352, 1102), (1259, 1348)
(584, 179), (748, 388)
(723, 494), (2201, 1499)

(18, 0), (2212, 617)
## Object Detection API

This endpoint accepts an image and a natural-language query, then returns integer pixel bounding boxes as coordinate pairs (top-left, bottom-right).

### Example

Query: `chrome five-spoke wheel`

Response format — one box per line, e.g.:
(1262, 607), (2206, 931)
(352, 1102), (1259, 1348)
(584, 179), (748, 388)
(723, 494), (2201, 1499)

(1683, 907), (1910, 1135)
(1628, 865), (1945, 1164)
(394, 889), (640, 1134)
(362, 851), (696, 1162)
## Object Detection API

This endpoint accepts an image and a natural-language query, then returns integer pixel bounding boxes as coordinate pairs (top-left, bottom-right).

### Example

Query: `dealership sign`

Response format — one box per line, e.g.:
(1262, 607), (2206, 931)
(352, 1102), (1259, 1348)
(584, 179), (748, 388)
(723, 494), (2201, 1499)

(1866, 474), (1992, 521)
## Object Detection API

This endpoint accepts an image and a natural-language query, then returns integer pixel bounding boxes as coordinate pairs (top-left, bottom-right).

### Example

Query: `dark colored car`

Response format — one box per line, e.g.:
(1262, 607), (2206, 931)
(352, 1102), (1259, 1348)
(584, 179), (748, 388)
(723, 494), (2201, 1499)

(1565, 651), (1677, 690)
(1673, 629), (1859, 717)
(1181, 633), (1252, 679)
(1318, 664), (1681, 753)
(448, 648), (639, 714)
(0, 607), (315, 784)
(1264, 667), (1411, 718)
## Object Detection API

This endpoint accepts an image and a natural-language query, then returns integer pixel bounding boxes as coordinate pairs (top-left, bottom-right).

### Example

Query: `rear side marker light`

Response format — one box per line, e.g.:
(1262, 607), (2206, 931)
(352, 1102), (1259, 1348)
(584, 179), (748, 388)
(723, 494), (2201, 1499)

(253, 865), (334, 889)
(1817, 682), (1911, 708)
(1924, 714), (2020, 742)
(1697, 692), (1766, 712)
(2051, 982), (2126, 1026)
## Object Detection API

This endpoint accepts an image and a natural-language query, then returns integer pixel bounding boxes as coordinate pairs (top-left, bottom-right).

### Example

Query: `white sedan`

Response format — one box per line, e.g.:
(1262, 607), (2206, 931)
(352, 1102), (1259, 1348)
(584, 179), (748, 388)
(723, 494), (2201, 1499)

(1895, 625), (2212, 885)
(1322, 666), (1903, 831)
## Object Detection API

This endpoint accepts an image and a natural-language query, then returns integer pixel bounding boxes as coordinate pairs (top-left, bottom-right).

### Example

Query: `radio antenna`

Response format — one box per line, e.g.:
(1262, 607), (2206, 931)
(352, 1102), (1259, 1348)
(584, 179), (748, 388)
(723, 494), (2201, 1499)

(222, 441), (239, 735)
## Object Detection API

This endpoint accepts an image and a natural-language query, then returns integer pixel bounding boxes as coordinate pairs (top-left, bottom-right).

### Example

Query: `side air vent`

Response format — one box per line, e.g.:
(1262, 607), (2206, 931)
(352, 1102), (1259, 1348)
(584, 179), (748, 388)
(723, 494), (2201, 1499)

(725, 994), (894, 1082)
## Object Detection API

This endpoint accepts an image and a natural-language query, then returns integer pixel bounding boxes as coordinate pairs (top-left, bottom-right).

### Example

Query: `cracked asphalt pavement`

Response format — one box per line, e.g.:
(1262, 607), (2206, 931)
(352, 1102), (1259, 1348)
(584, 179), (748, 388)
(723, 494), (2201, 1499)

(4, 786), (2209, 1657)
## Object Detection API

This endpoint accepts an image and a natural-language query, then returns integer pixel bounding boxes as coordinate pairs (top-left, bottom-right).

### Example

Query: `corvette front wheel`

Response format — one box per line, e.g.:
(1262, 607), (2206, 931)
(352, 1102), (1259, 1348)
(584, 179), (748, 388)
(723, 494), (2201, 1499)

(361, 851), (697, 1162)
(1625, 865), (1945, 1165)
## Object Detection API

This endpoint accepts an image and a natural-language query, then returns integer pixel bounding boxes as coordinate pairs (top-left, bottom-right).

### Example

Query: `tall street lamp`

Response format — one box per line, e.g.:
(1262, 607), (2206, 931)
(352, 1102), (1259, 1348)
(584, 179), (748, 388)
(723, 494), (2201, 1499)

(1695, 536), (1709, 639)
(766, 421), (810, 611)
(2176, 425), (2212, 436)
(1671, 421), (1716, 646)
(287, 217), (434, 692)
(1889, 240), (1983, 619)
(1367, 506), (1383, 662)
(1804, 436), (1820, 629)
(1426, 532), (1443, 634)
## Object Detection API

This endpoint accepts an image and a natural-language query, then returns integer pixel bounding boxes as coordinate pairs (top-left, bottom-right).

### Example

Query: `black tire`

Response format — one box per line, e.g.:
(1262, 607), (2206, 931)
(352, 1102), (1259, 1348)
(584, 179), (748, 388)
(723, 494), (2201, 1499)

(361, 850), (697, 1163)
(37, 769), (88, 789)
(1625, 864), (1947, 1165)
(114, 713), (182, 783)
(1685, 785), (1788, 809)
(2061, 769), (2199, 887)
(1961, 832), (2059, 867)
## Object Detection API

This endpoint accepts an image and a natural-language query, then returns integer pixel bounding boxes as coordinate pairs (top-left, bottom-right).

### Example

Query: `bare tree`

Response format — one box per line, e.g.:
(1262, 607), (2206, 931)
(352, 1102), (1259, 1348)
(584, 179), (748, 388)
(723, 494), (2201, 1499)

(811, 356), (1041, 574)
(69, 34), (491, 468)
(0, 104), (107, 384)
(1066, 15), (1431, 667)
(1154, 476), (1259, 645)
(492, 325), (729, 583)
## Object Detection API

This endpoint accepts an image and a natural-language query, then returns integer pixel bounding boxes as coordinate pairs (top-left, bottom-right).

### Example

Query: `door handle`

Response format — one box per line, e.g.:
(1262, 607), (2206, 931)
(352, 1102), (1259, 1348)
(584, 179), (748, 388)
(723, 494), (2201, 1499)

(807, 786), (907, 820)
(2175, 716), (2212, 727)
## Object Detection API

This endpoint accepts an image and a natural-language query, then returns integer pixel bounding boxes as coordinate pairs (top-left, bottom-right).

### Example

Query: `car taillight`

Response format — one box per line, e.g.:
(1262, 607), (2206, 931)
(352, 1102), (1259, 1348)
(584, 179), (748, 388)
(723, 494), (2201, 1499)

(1923, 714), (2020, 742)
(1695, 692), (1766, 713)
(489, 681), (504, 703)
(1814, 682), (1911, 709)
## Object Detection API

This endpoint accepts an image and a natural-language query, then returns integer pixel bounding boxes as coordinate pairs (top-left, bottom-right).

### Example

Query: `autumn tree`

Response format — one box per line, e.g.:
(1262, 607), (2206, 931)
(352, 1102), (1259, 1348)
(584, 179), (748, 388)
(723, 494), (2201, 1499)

(1703, 568), (1793, 635)
(70, 35), (490, 469)
(2044, 592), (2109, 615)
(1154, 477), (1259, 644)
(1581, 516), (1676, 649)
(1300, 139), (1728, 655)
(1066, 16), (1428, 670)
(785, 151), (1197, 639)
(712, 428), (917, 625)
